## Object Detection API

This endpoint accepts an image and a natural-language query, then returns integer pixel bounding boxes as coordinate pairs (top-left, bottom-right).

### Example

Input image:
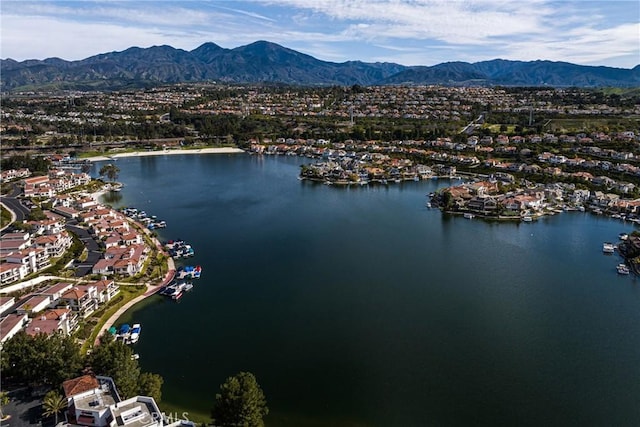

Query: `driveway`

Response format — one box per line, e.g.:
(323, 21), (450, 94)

(0, 388), (45, 427)
(65, 224), (102, 277)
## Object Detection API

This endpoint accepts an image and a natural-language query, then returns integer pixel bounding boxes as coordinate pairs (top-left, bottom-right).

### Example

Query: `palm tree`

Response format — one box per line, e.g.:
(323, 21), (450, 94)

(42, 390), (67, 425)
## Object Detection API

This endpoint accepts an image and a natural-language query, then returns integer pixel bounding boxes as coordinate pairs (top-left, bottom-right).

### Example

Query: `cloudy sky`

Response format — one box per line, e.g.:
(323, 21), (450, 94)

(1, 0), (639, 68)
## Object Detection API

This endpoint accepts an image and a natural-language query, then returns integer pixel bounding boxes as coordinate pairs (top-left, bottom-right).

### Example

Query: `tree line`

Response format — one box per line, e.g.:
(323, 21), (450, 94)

(1, 331), (269, 427)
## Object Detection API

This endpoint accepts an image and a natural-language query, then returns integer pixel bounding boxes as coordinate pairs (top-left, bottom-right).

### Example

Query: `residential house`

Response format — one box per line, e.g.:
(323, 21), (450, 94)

(34, 231), (72, 258)
(16, 294), (52, 315)
(38, 282), (75, 303)
(25, 308), (78, 336)
(0, 262), (28, 285)
(5, 247), (50, 275)
(466, 196), (498, 214)
(23, 175), (55, 198)
(91, 279), (120, 304)
(0, 296), (15, 316)
(60, 285), (98, 318)
(0, 232), (33, 257)
(61, 375), (193, 427)
(52, 205), (81, 219)
(0, 313), (28, 345)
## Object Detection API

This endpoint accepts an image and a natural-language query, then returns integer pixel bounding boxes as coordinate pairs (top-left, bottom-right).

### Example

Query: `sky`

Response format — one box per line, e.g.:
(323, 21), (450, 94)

(1, 0), (639, 68)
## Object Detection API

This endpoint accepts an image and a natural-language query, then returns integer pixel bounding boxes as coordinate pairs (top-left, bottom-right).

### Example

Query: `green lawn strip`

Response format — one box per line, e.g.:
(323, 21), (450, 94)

(0, 205), (13, 228)
(80, 285), (146, 354)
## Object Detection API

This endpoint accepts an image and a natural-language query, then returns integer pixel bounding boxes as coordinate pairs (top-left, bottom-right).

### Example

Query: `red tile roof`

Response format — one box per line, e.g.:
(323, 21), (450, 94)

(62, 375), (99, 398)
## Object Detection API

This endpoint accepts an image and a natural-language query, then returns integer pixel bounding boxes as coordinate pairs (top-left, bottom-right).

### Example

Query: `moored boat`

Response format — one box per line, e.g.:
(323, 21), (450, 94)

(617, 263), (630, 275)
(603, 242), (616, 254)
(129, 323), (141, 344)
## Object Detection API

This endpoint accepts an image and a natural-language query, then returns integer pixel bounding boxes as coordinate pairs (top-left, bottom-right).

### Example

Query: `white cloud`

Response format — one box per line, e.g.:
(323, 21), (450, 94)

(502, 22), (640, 66)
(1, 0), (638, 67)
(264, 0), (553, 44)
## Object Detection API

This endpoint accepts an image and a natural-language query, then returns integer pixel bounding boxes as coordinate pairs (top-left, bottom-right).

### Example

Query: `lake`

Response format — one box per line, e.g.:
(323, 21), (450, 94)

(97, 153), (640, 426)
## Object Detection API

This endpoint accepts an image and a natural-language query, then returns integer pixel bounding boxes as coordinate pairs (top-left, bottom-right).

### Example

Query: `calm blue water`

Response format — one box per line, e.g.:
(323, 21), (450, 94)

(96, 154), (640, 426)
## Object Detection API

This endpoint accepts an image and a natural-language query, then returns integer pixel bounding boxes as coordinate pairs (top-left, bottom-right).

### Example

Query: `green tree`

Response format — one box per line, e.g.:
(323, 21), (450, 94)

(42, 390), (67, 425)
(1, 332), (82, 387)
(138, 373), (163, 403)
(211, 372), (268, 427)
(99, 163), (120, 182)
(89, 340), (140, 398)
(0, 391), (9, 420)
(441, 190), (454, 210)
(26, 207), (47, 221)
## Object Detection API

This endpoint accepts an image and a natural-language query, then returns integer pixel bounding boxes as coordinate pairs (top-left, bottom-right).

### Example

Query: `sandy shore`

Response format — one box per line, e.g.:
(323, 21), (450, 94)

(85, 146), (244, 162)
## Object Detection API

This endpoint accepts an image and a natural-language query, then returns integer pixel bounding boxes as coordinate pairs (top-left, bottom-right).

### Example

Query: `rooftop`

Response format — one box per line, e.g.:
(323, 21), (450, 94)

(109, 396), (161, 427)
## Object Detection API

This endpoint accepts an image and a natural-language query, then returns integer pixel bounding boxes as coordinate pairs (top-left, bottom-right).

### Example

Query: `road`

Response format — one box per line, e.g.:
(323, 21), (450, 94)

(65, 220), (102, 277)
(1, 184), (30, 225)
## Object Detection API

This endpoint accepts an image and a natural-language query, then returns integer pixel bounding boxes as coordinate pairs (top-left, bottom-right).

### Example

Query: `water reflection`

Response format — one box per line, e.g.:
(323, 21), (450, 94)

(102, 190), (123, 204)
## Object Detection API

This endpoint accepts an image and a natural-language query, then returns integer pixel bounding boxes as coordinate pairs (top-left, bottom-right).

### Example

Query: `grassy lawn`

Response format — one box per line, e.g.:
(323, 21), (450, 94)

(0, 205), (12, 229)
(80, 284), (146, 354)
(483, 124), (516, 133)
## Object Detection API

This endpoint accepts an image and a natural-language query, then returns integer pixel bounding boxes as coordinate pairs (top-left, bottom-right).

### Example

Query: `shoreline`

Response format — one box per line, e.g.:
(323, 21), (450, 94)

(90, 190), (177, 347)
(84, 147), (244, 162)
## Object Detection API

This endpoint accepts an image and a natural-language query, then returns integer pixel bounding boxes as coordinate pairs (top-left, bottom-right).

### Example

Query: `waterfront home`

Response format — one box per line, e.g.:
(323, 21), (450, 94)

(61, 374), (194, 427)
(0, 313), (28, 346)
(466, 196), (499, 214)
(25, 308), (78, 336)
(91, 279), (120, 304)
(502, 196), (525, 214)
(63, 375), (121, 426)
(93, 244), (148, 277)
(514, 194), (546, 211)
(60, 285), (98, 318)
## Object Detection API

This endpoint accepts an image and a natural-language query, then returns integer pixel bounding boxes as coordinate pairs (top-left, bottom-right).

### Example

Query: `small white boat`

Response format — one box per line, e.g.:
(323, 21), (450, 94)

(603, 242), (616, 254)
(522, 216), (533, 222)
(131, 354), (140, 360)
(463, 213), (474, 219)
(129, 323), (141, 344)
(617, 263), (630, 275)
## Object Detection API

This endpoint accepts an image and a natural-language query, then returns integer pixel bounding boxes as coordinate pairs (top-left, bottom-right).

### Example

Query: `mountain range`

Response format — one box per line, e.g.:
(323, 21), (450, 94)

(2, 40), (639, 90)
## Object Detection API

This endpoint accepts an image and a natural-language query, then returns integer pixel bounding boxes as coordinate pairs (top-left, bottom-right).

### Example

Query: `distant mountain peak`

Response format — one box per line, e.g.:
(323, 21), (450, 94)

(1, 41), (638, 90)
